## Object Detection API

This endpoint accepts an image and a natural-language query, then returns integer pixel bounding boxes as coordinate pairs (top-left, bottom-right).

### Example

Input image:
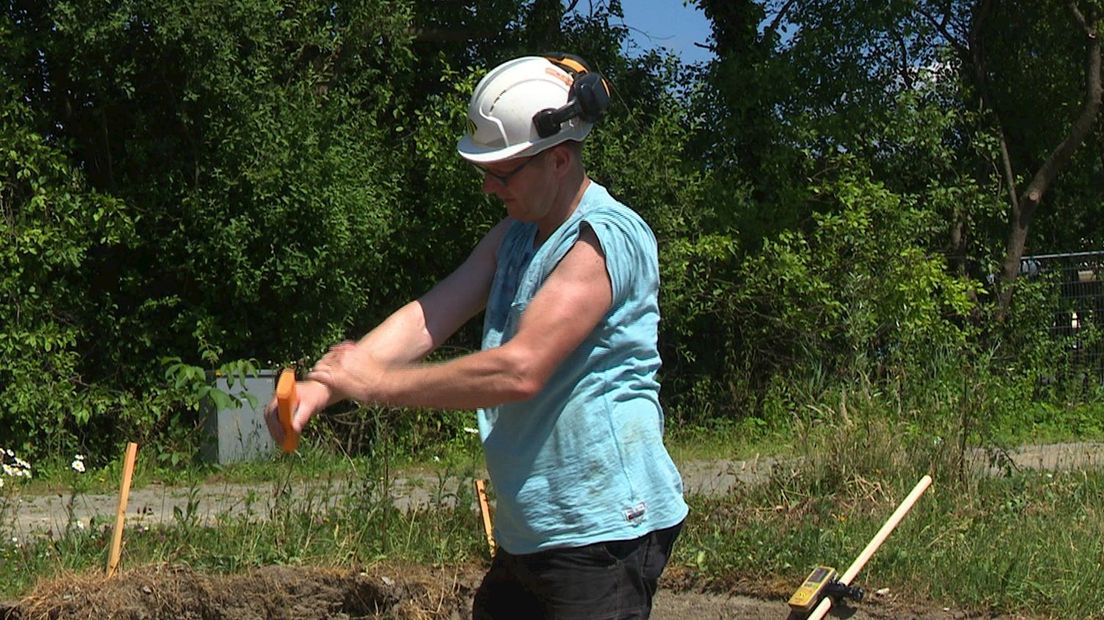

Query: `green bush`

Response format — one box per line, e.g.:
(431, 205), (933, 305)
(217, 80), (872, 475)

(0, 86), (136, 458)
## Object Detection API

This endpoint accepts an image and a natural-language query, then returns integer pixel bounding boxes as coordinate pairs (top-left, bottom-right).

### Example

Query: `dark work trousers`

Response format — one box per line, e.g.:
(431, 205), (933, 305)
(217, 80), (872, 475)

(471, 521), (684, 620)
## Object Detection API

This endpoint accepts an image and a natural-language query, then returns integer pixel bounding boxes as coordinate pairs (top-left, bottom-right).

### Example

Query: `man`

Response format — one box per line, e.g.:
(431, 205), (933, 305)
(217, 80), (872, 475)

(265, 54), (688, 620)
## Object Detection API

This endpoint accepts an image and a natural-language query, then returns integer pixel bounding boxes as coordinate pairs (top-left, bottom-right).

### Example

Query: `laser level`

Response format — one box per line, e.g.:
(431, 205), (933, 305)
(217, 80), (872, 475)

(788, 565), (864, 614)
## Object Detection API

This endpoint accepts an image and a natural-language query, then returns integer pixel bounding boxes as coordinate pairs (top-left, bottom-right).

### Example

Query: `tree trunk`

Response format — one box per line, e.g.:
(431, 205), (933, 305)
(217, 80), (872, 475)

(996, 3), (1102, 315)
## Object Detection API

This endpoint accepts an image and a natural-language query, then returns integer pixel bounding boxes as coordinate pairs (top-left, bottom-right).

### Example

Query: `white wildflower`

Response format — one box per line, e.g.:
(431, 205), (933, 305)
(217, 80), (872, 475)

(1, 449), (32, 479)
(71, 458), (86, 474)
(463, 427), (479, 434)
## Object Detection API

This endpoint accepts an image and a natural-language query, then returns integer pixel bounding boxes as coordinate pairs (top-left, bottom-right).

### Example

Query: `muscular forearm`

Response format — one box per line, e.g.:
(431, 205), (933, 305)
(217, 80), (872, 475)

(360, 344), (541, 410)
(305, 302), (437, 409)
(354, 300), (438, 365)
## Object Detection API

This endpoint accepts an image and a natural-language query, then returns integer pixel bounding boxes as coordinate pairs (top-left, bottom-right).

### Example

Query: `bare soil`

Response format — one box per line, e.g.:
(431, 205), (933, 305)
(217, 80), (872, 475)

(0, 562), (1028, 620)
(3, 442), (1099, 620)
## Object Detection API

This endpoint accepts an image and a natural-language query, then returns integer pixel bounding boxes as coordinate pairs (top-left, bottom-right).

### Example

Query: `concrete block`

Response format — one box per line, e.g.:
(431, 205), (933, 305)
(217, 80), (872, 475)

(200, 370), (278, 464)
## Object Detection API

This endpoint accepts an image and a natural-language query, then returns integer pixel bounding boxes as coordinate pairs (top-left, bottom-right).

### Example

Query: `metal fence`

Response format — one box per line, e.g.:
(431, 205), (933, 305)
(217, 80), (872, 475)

(1021, 251), (1104, 388)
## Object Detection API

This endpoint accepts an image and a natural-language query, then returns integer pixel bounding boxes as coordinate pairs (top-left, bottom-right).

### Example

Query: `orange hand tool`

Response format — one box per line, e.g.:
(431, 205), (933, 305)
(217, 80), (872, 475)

(276, 368), (300, 453)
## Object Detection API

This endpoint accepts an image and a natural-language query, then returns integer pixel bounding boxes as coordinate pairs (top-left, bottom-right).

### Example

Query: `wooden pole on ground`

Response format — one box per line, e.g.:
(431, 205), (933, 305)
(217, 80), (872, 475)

(807, 474), (933, 620)
(474, 479), (495, 558)
(106, 442), (139, 578)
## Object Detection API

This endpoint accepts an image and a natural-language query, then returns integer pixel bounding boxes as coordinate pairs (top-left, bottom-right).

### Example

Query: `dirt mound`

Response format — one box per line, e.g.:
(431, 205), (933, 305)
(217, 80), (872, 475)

(3, 563), (480, 620)
(1, 561), (1037, 620)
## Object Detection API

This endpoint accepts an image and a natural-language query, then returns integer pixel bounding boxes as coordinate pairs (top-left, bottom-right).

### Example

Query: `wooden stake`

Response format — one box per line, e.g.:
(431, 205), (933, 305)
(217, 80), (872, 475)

(474, 479), (495, 558)
(106, 442), (138, 578)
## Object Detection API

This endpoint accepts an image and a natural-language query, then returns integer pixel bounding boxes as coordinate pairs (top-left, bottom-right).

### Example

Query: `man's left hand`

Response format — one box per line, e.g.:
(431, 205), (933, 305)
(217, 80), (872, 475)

(306, 340), (387, 404)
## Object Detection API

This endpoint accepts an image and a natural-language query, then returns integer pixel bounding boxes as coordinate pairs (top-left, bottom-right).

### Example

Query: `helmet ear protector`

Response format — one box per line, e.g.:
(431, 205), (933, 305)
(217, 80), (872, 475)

(533, 53), (611, 139)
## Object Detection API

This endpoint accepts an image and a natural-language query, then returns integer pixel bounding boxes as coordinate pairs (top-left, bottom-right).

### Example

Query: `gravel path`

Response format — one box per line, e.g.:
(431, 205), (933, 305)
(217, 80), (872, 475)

(4, 442), (1101, 540)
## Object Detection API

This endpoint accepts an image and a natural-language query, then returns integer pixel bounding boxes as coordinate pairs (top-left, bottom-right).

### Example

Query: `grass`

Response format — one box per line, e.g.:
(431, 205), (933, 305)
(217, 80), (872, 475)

(2, 384), (1103, 618)
(665, 381), (1104, 619)
(669, 381), (1104, 619)
(14, 415), (489, 497)
(677, 451), (1104, 619)
(0, 457), (490, 600)
(666, 417), (795, 463)
(992, 401), (1104, 445)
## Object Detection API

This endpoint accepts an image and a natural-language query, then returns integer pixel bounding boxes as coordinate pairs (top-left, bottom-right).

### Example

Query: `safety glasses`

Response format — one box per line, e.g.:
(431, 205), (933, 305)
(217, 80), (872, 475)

(473, 150), (547, 185)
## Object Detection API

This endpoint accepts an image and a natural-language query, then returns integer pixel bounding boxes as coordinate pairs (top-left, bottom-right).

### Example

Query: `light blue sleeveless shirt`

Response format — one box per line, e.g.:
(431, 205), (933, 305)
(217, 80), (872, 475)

(478, 181), (688, 554)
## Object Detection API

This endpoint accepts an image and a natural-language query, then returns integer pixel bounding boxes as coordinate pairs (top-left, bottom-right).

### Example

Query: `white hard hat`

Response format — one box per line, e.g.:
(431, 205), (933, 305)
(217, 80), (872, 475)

(457, 56), (607, 164)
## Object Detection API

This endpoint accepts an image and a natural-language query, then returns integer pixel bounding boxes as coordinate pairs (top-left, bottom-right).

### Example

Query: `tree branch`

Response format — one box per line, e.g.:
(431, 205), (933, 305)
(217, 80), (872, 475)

(918, 1), (966, 52)
(966, 0), (1020, 222)
(998, 3), (1102, 311)
(766, 0), (799, 38)
(893, 30), (914, 91)
(411, 27), (503, 43)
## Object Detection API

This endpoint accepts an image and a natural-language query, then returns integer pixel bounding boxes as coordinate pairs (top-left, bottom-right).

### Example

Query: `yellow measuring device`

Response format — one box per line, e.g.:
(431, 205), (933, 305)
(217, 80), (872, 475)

(788, 565), (838, 612)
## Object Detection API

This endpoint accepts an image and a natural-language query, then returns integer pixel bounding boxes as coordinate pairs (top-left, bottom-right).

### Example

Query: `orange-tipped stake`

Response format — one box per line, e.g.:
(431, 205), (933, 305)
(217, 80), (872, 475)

(475, 479), (496, 558)
(276, 368), (300, 453)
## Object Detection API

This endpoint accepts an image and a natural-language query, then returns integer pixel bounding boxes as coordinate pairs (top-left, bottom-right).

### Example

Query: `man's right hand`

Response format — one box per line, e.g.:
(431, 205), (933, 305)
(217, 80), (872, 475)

(263, 379), (333, 447)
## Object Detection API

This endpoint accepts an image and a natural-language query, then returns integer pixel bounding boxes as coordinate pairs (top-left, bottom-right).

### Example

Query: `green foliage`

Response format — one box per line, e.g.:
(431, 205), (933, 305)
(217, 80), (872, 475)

(666, 160), (981, 425)
(400, 58), (499, 303)
(46, 0), (417, 370)
(0, 81), (137, 459)
(995, 271), (1104, 406)
(2, 1), (418, 462)
(1, 0), (1101, 466)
